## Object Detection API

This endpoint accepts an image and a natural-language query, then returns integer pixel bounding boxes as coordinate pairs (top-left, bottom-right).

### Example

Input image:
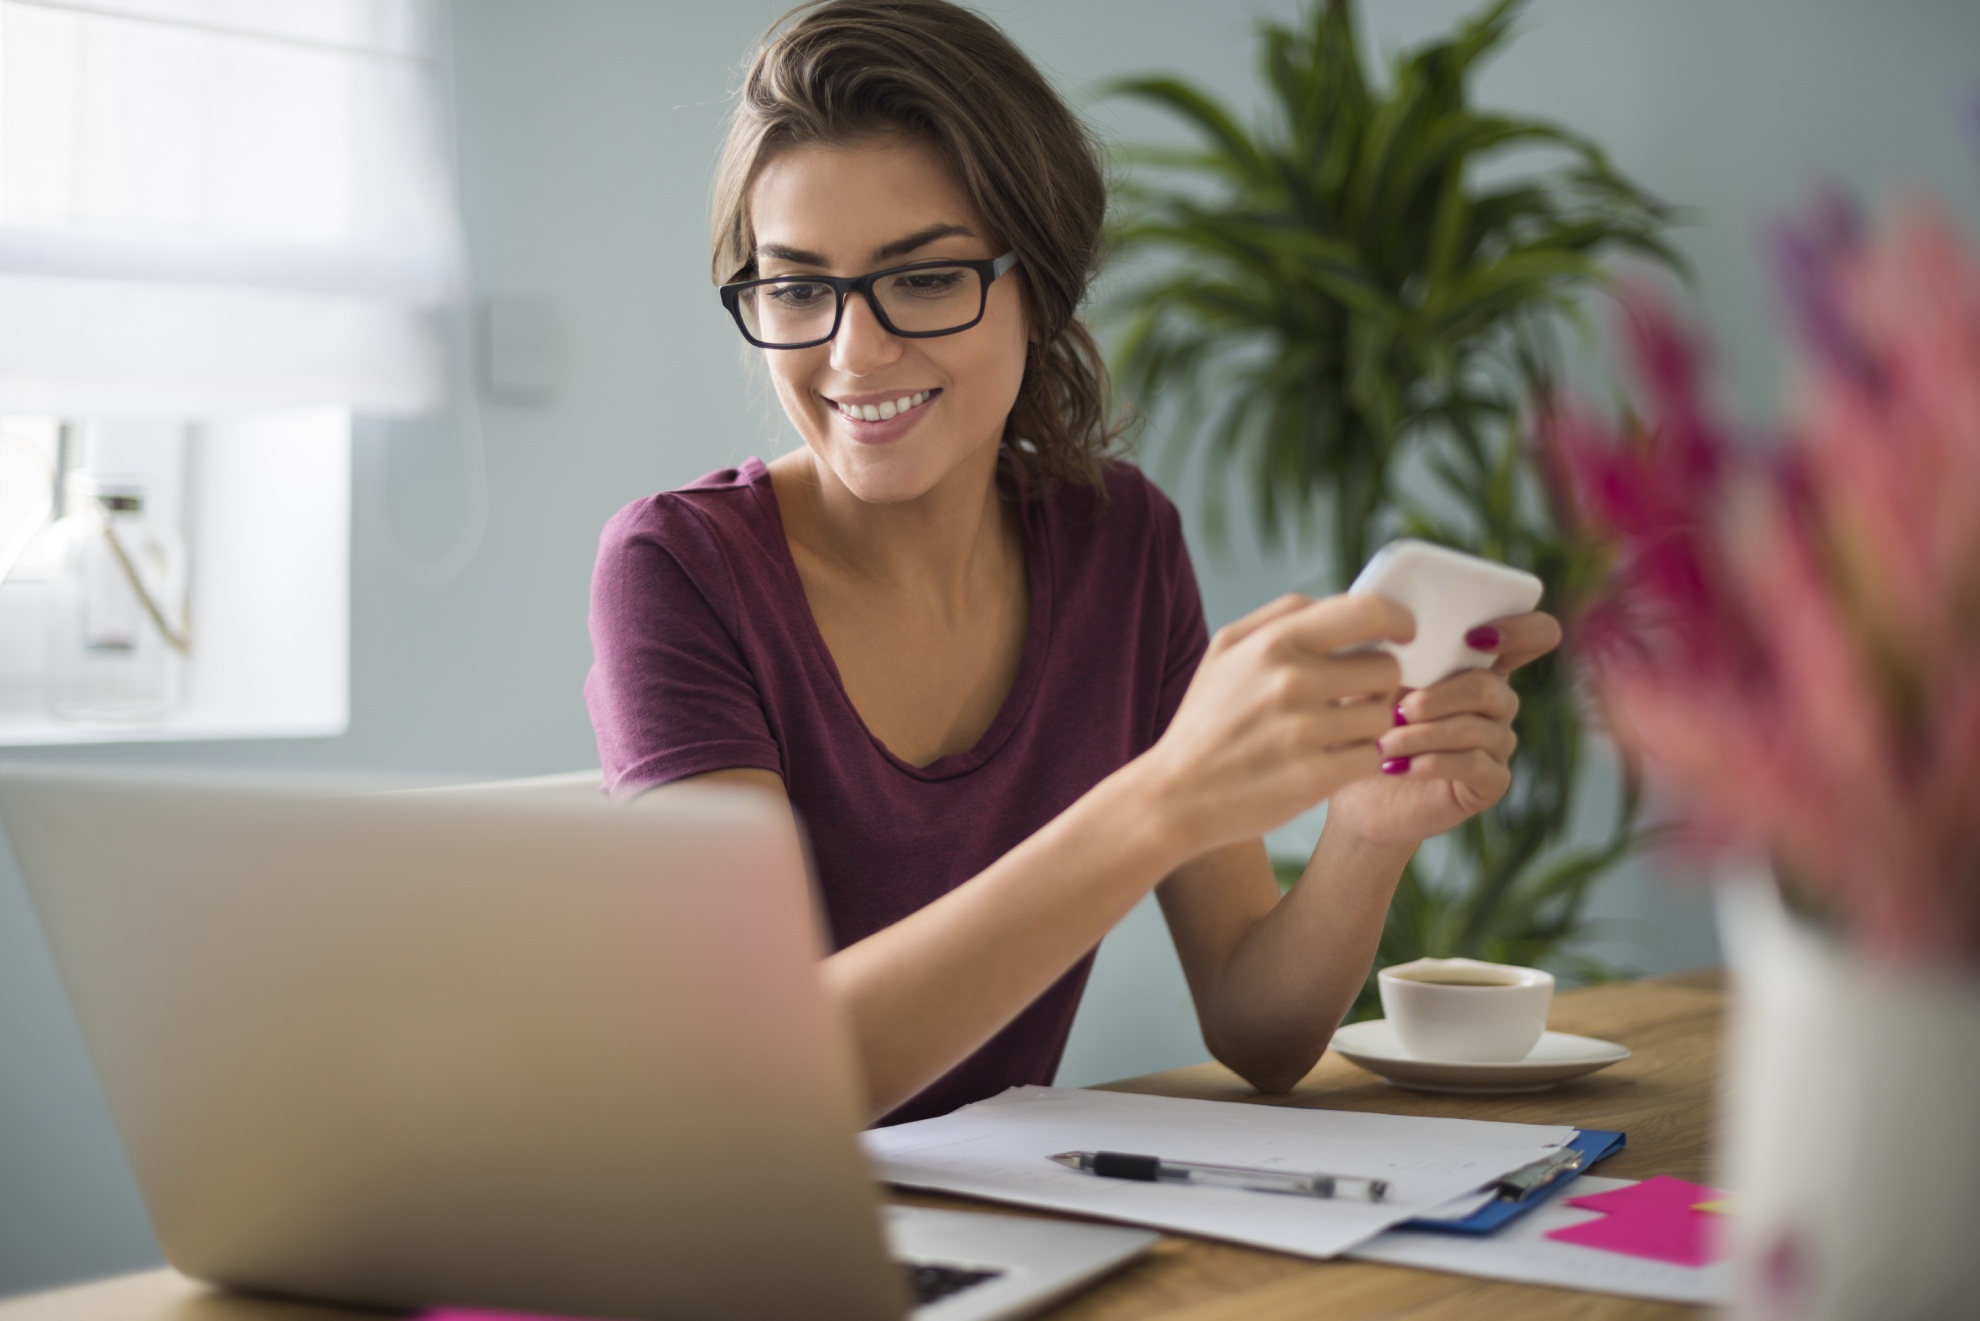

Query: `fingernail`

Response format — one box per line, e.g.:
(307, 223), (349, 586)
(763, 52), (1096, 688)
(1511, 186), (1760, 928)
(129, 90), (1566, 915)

(1465, 626), (1502, 651)
(1393, 703), (1409, 726)
(1382, 757), (1411, 775)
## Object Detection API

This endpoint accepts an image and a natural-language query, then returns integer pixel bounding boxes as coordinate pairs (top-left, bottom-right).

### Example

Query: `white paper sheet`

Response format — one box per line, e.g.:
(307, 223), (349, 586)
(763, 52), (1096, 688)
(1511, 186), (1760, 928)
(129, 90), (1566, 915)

(862, 1086), (1575, 1260)
(1347, 1176), (1732, 1304)
(1410, 1187), (1501, 1222)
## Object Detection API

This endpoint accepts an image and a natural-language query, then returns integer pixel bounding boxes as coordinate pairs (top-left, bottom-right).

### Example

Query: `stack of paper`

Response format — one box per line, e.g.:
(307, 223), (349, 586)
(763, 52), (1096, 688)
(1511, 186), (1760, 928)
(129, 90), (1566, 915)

(862, 1085), (1575, 1260)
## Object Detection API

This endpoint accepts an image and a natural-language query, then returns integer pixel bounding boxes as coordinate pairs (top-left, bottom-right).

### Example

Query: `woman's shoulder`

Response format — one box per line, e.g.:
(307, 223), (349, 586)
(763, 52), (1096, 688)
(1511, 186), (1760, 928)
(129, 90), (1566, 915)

(590, 458), (790, 629)
(1032, 455), (1185, 547)
(1102, 457), (1182, 520)
(596, 458), (779, 568)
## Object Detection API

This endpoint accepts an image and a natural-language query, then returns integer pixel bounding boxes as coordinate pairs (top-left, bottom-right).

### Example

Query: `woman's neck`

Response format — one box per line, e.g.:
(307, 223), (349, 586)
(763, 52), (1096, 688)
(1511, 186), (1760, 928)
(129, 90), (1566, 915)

(770, 443), (1019, 611)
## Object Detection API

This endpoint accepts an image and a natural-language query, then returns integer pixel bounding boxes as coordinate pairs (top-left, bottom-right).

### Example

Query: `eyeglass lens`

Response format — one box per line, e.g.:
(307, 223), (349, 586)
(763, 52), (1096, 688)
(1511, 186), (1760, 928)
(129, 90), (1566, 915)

(735, 265), (986, 346)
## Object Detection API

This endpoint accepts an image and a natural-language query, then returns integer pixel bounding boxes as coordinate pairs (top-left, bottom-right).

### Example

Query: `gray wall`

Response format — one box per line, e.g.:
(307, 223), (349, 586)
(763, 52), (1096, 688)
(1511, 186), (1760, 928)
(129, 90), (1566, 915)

(5, 0), (1978, 1298)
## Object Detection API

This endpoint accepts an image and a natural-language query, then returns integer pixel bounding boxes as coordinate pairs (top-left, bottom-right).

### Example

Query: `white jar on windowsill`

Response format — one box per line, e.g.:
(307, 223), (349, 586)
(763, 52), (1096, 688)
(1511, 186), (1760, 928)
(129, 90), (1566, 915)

(46, 472), (189, 722)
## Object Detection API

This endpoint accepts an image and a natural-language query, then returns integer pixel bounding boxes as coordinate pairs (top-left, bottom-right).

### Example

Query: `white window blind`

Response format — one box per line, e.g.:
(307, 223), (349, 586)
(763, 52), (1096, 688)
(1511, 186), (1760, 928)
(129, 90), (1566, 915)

(0, 0), (463, 416)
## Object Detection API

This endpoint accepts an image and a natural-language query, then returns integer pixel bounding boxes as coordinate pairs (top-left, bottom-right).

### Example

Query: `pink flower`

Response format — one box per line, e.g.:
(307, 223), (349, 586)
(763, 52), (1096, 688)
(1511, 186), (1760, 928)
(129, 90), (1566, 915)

(1545, 201), (1980, 963)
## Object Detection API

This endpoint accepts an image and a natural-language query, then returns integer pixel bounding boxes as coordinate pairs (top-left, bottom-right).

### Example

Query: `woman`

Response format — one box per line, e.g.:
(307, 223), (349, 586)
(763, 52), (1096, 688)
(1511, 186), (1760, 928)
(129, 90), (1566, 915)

(585, 0), (1559, 1125)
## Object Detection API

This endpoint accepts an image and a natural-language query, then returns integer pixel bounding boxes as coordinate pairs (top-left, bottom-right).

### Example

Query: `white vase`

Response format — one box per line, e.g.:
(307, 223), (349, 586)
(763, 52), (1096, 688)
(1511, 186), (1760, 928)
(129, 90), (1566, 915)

(1716, 879), (1980, 1321)
(46, 472), (187, 721)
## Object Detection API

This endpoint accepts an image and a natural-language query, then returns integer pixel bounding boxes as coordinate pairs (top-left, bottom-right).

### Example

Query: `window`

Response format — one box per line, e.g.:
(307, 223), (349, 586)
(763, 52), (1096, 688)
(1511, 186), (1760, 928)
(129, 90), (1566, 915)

(0, 0), (462, 743)
(0, 415), (61, 581)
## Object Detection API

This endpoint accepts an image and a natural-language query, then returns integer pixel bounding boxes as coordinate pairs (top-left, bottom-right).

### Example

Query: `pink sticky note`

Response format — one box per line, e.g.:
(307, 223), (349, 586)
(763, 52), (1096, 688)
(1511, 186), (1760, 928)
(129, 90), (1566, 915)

(1566, 1175), (1724, 1215)
(1545, 1175), (1730, 1268)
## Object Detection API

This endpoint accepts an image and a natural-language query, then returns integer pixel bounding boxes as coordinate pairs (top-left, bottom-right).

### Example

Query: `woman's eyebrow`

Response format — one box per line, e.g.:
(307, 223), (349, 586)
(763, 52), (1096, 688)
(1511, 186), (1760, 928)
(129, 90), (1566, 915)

(872, 223), (976, 262)
(752, 223), (978, 270)
(754, 242), (827, 267)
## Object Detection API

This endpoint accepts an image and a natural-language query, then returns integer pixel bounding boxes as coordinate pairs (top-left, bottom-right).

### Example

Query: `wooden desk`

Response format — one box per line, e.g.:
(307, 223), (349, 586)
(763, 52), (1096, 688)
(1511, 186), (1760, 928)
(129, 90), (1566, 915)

(0, 973), (1724, 1321)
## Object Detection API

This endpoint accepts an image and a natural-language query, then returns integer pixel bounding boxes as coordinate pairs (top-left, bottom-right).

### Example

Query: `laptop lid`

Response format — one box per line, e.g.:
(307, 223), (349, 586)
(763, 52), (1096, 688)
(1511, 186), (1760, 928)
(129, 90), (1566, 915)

(0, 766), (909, 1320)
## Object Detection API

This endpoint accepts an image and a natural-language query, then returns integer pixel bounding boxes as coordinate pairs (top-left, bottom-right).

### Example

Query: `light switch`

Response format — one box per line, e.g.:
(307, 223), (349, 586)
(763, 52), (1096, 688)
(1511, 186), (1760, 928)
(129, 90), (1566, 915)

(479, 297), (567, 402)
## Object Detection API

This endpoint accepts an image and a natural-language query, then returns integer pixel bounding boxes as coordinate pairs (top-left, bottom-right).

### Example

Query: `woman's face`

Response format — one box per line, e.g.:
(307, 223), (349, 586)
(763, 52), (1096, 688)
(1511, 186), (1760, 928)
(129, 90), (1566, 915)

(745, 135), (1030, 506)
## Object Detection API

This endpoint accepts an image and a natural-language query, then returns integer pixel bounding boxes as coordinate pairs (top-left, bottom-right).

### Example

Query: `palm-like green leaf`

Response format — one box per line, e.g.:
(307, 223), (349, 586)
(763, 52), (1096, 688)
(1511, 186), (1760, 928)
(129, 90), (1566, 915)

(1106, 77), (1273, 187)
(1105, 0), (1678, 571)
(1115, 0), (1683, 1002)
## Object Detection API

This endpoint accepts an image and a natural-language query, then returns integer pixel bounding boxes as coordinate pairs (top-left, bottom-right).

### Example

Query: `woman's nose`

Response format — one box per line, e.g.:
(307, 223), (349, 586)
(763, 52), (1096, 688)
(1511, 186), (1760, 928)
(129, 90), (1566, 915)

(830, 291), (903, 376)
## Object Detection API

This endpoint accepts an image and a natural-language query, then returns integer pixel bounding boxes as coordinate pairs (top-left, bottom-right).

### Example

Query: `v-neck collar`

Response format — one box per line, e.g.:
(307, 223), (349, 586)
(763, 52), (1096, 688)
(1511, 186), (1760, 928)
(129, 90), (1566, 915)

(743, 453), (1054, 782)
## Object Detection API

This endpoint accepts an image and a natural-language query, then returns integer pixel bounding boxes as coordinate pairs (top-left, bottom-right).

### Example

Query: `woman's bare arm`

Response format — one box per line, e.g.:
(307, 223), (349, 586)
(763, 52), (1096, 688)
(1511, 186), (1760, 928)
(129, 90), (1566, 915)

(1156, 831), (1411, 1094)
(665, 763), (1185, 1118)
(646, 593), (1415, 1121)
(1157, 608), (1563, 1094)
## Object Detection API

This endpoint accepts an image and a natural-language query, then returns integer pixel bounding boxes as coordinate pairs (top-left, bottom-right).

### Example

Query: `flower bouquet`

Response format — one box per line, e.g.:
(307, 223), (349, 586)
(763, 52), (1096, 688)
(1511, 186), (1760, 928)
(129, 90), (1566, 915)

(1541, 198), (1980, 1319)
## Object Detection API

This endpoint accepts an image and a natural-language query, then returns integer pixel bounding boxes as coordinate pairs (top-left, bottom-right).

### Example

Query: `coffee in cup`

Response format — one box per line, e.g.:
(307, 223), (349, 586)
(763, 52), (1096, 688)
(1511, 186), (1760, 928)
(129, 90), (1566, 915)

(1376, 957), (1554, 1063)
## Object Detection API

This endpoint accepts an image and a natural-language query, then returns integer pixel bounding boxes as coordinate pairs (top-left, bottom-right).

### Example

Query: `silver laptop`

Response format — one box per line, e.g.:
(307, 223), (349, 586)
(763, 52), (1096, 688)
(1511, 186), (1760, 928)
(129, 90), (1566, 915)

(0, 766), (1153, 1320)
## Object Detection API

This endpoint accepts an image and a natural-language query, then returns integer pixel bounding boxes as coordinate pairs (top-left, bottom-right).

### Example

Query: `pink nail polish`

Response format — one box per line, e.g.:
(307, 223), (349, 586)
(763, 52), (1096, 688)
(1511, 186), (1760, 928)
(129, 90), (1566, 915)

(1393, 703), (1409, 726)
(1465, 626), (1502, 651)
(1382, 757), (1411, 775)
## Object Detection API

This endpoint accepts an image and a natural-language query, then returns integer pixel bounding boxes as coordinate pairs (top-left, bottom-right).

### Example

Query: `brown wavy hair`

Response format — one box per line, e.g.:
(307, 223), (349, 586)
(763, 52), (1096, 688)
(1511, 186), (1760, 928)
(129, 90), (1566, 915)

(711, 0), (1129, 490)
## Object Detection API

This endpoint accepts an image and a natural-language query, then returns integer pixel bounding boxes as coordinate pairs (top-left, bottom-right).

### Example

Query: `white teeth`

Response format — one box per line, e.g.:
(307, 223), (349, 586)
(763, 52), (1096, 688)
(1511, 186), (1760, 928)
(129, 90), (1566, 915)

(835, 390), (932, 421)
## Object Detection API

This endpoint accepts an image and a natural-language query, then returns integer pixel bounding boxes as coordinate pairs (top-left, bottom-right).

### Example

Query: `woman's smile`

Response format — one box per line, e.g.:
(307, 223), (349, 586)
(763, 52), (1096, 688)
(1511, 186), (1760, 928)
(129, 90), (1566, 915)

(825, 388), (941, 444)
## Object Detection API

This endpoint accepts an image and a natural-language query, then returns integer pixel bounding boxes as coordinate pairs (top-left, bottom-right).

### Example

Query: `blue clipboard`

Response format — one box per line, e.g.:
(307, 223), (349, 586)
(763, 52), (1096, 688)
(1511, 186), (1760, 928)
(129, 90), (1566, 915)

(1402, 1128), (1625, 1235)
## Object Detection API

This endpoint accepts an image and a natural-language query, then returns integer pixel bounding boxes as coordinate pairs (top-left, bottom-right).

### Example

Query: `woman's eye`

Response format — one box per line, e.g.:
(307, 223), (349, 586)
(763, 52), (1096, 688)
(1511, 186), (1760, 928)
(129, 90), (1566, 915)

(766, 281), (831, 308)
(889, 270), (966, 298)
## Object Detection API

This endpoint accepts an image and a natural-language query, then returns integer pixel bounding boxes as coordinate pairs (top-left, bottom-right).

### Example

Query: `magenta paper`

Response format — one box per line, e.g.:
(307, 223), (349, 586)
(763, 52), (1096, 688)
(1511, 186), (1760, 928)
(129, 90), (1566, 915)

(1544, 1175), (1729, 1268)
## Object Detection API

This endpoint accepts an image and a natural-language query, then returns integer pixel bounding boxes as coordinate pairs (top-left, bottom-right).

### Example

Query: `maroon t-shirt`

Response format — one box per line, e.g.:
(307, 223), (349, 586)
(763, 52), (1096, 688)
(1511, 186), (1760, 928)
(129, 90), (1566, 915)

(584, 455), (1208, 1124)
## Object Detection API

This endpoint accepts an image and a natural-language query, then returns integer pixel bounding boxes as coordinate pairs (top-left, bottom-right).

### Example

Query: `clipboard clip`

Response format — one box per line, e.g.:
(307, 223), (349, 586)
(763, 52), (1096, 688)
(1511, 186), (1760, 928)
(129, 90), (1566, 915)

(1495, 1147), (1587, 1200)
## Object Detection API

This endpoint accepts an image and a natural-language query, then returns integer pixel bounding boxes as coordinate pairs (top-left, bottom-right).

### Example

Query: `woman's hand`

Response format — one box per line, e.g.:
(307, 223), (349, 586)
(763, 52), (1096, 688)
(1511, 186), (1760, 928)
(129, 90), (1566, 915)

(1138, 592), (1415, 858)
(1324, 610), (1563, 848)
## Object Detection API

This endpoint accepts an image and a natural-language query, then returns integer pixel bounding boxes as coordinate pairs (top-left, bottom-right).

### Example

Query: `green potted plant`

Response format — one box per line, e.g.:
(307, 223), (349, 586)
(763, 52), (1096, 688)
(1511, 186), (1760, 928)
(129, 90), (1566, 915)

(1105, 0), (1681, 1014)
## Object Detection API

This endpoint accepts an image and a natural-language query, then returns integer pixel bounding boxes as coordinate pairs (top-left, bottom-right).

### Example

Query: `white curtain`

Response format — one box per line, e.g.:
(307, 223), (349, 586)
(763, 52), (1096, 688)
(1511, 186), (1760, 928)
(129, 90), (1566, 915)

(0, 0), (463, 415)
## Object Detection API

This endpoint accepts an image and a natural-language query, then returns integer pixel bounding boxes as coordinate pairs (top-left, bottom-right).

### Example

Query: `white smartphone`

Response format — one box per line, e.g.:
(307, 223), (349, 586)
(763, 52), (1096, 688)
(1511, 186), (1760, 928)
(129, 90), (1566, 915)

(1347, 539), (1544, 689)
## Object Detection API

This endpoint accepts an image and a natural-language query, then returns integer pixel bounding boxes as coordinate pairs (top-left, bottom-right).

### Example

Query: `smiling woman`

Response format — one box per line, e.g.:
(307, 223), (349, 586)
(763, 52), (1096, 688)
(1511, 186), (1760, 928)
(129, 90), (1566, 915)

(708, 0), (1121, 492)
(583, 0), (1559, 1127)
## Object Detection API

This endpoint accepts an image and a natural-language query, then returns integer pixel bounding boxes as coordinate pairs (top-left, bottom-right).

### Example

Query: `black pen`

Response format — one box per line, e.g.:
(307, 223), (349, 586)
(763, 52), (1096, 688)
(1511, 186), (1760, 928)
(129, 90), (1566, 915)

(1049, 1150), (1388, 1201)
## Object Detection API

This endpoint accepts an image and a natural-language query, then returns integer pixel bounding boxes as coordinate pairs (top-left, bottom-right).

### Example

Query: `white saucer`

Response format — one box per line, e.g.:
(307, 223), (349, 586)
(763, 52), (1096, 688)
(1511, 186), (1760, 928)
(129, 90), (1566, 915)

(1330, 1019), (1631, 1093)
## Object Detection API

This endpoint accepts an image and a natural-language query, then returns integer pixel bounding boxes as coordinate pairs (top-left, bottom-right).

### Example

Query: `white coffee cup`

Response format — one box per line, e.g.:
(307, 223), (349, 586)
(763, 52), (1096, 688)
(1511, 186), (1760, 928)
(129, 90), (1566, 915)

(1376, 957), (1554, 1063)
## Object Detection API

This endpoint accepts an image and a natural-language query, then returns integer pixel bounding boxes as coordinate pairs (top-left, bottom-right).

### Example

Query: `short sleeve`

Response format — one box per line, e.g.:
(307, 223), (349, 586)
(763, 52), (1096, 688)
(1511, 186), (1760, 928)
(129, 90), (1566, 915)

(1151, 489), (1209, 740)
(583, 498), (784, 795)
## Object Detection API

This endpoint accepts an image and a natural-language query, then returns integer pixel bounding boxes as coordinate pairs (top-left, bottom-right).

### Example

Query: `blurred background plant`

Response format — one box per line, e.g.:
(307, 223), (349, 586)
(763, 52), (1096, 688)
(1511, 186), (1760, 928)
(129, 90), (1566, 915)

(1104, 0), (1682, 1017)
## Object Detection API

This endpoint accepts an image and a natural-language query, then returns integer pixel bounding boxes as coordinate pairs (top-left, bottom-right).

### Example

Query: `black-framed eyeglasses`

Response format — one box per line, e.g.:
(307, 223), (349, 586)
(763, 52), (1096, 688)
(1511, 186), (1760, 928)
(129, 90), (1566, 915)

(719, 251), (1019, 349)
